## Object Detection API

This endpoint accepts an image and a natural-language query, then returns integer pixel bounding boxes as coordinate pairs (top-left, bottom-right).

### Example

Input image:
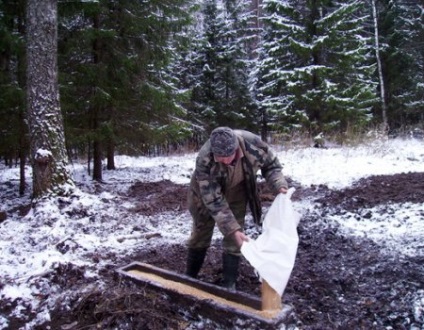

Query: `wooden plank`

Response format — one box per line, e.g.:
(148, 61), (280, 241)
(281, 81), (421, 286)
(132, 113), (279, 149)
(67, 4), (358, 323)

(116, 262), (293, 328)
(121, 261), (261, 310)
(261, 280), (282, 311)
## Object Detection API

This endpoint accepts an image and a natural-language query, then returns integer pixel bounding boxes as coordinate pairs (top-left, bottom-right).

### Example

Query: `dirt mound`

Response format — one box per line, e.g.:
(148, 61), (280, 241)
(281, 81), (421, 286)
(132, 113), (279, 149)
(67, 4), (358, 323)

(315, 172), (424, 210)
(128, 180), (188, 215)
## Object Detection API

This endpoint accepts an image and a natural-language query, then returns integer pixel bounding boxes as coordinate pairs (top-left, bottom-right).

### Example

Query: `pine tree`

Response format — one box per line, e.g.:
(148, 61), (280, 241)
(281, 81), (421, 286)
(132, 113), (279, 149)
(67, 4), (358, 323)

(254, 0), (307, 137)
(219, 0), (258, 131)
(256, 0), (377, 136)
(186, 0), (256, 133)
(190, 0), (224, 130)
(58, 0), (195, 179)
(375, 0), (424, 130)
(0, 0), (27, 194)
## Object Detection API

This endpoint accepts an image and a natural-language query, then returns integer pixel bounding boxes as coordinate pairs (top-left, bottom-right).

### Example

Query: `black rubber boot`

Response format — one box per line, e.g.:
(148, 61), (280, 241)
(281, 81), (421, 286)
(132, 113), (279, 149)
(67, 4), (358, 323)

(222, 253), (240, 291)
(185, 248), (207, 278)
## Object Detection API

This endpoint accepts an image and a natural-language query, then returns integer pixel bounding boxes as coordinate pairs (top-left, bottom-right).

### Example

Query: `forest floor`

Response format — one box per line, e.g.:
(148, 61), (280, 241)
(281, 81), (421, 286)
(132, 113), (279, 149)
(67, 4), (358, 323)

(2, 172), (424, 329)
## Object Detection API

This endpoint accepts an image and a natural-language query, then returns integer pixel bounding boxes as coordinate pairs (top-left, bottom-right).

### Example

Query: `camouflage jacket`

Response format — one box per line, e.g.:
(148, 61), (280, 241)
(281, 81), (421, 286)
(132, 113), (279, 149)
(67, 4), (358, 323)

(189, 129), (288, 237)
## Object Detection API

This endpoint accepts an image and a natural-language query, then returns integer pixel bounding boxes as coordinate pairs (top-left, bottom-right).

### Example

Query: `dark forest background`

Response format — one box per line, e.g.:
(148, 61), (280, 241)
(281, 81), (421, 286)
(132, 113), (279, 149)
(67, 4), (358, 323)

(1, 0), (423, 189)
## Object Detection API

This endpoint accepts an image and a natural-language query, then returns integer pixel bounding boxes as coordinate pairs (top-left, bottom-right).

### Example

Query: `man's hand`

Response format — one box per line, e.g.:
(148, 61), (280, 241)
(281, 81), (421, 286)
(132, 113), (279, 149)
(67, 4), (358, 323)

(232, 231), (249, 248)
(279, 187), (288, 194)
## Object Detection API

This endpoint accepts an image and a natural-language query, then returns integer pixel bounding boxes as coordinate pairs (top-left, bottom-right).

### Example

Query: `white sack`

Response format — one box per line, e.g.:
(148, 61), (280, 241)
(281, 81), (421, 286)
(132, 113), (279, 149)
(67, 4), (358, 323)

(241, 187), (300, 296)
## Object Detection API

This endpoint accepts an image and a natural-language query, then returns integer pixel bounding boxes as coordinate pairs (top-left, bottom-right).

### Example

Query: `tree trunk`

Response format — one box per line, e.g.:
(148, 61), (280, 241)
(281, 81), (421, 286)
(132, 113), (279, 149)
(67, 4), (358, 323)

(87, 138), (91, 176)
(371, 0), (388, 131)
(260, 106), (268, 141)
(19, 146), (26, 196)
(91, 10), (103, 182)
(26, 0), (74, 198)
(18, 3), (27, 196)
(106, 140), (115, 170)
(308, 0), (322, 134)
(92, 140), (103, 181)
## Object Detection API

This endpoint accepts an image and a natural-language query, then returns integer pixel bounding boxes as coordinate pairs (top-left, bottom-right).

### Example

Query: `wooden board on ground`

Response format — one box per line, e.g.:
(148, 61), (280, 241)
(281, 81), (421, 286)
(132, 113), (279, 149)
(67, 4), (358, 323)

(117, 262), (294, 329)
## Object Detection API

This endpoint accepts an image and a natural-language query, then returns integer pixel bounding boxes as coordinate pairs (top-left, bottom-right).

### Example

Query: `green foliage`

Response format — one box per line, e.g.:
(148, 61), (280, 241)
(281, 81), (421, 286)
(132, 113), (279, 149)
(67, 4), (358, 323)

(58, 0), (195, 156)
(0, 85), (24, 154)
(1, 0), (424, 160)
(0, 0), (26, 158)
(256, 0), (378, 135)
(180, 0), (257, 134)
(376, 0), (424, 129)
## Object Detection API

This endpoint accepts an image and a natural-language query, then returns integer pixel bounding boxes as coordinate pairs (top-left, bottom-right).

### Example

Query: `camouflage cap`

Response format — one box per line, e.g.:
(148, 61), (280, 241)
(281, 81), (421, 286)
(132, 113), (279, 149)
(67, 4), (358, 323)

(210, 127), (238, 157)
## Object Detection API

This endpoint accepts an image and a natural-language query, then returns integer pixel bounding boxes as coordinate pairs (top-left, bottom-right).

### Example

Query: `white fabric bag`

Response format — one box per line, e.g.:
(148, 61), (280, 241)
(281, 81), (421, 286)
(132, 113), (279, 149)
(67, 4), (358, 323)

(241, 187), (300, 296)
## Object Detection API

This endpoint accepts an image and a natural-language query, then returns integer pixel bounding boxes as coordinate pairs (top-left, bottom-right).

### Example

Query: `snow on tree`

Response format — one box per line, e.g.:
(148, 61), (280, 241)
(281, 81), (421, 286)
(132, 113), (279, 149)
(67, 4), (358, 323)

(26, 0), (74, 198)
(186, 0), (256, 132)
(255, 0), (378, 135)
(374, 0), (424, 130)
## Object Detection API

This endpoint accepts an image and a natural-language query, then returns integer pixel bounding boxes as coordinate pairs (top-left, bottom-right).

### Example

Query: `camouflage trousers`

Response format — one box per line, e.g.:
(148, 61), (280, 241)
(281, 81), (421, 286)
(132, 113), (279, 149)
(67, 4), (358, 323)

(187, 182), (247, 255)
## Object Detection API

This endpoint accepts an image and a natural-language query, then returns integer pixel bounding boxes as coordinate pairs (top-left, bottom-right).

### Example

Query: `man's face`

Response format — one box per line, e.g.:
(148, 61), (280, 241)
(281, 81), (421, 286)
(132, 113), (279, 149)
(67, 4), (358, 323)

(215, 153), (236, 165)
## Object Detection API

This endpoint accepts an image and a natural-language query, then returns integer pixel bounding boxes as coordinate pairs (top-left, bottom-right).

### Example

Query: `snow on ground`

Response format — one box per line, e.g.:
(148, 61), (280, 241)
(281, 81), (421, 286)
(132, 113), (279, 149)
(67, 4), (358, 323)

(0, 137), (423, 329)
(280, 138), (424, 189)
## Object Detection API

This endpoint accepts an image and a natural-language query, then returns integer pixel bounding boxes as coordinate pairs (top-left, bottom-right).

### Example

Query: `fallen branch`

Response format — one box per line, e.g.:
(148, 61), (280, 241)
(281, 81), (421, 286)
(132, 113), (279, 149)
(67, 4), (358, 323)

(116, 232), (161, 243)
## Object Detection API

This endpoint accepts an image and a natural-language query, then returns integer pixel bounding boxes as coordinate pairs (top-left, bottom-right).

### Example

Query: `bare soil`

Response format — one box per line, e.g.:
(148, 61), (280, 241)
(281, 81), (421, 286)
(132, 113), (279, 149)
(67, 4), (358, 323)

(3, 172), (424, 329)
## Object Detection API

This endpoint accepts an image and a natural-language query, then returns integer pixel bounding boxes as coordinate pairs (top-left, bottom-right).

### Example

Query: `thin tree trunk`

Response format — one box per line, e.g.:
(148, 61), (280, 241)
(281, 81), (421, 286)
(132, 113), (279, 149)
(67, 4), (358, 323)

(260, 106), (268, 141)
(18, 2), (27, 196)
(371, 0), (388, 131)
(87, 138), (91, 176)
(19, 147), (26, 196)
(106, 140), (115, 170)
(92, 140), (103, 181)
(91, 10), (103, 182)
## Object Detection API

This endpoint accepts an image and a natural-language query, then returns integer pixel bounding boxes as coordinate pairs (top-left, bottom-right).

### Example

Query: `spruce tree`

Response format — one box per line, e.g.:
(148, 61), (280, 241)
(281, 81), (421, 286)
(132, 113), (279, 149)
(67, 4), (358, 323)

(376, 0), (424, 130)
(186, 0), (256, 133)
(0, 0), (27, 194)
(58, 0), (194, 179)
(256, 0), (377, 136)
(216, 0), (257, 131)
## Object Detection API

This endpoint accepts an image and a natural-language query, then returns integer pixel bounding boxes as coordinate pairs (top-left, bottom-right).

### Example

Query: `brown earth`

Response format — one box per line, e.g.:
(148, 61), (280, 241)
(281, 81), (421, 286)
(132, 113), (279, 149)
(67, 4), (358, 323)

(3, 172), (424, 329)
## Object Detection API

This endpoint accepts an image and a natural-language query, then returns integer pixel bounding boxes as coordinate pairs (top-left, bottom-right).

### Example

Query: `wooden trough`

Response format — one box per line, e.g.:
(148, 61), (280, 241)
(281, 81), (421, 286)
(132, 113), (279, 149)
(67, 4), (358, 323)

(117, 262), (293, 329)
